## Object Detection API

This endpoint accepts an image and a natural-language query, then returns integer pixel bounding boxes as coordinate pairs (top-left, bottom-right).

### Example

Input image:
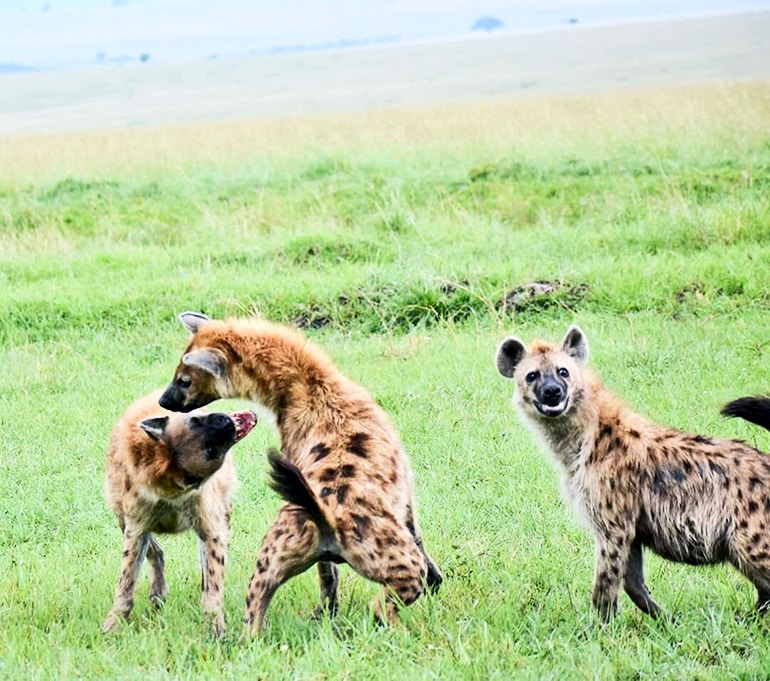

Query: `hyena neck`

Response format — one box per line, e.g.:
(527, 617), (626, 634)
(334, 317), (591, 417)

(223, 321), (352, 428)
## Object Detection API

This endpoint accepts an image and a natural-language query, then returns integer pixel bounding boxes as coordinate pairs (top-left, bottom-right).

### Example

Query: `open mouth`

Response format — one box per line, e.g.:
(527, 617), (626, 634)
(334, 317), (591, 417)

(230, 410), (258, 441)
(533, 397), (569, 418)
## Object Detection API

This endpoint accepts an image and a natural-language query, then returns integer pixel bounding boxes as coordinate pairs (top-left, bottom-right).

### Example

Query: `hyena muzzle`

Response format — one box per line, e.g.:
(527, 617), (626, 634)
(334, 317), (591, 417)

(102, 391), (257, 636)
(496, 325), (770, 622)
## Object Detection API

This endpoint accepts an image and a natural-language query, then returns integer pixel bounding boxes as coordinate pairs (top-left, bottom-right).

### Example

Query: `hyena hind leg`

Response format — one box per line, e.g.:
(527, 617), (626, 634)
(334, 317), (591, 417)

(735, 559), (770, 612)
(624, 539), (662, 618)
(345, 527), (429, 626)
(242, 506), (322, 637)
(311, 561), (340, 620)
(146, 535), (168, 607)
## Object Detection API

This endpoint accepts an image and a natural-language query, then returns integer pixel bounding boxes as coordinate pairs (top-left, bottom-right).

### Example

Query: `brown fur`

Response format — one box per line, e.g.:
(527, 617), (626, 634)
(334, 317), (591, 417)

(103, 390), (256, 636)
(496, 326), (770, 621)
(159, 312), (442, 635)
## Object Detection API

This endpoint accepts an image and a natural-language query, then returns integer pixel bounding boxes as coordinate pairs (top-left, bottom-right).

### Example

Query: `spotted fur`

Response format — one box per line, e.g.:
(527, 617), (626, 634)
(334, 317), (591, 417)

(102, 390), (256, 636)
(160, 312), (442, 635)
(496, 326), (770, 621)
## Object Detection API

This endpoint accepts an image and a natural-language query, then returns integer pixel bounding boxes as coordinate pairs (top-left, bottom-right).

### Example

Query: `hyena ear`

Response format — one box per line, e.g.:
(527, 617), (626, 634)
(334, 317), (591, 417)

(139, 416), (169, 442)
(179, 311), (211, 335)
(182, 349), (226, 378)
(496, 336), (527, 378)
(561, 325), (589, 365)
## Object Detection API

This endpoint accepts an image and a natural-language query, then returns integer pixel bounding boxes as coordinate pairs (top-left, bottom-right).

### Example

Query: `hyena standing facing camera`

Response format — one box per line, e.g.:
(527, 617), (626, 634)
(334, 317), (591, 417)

(102, 390), (257, 636)
(159, 312), (442, 635)
(496, 325), (770, 622)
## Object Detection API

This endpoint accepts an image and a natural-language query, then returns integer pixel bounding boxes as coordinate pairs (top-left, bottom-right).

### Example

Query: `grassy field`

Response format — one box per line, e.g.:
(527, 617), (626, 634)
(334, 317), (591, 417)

(1, 81), (770, 679)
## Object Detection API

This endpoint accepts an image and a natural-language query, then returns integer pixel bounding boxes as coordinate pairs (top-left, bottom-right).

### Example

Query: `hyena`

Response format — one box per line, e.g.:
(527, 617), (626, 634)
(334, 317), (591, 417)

(159, 312), (442, 635)
(103, 390), (257, 636)
(496, 325), (770, 621)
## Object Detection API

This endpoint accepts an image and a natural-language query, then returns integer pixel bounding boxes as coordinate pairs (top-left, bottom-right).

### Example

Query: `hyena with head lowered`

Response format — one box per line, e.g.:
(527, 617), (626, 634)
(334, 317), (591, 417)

(159, 312), (442, 635)
(103, 390), (257, 636)
(496, 326), (770, 621)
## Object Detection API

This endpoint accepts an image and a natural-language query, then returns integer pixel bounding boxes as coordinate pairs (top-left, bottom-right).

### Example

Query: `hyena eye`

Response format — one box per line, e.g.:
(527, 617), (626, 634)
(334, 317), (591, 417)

(557, 367), (570, 379)
(178, 375), (192, 388)
(525, 370), (539, 383)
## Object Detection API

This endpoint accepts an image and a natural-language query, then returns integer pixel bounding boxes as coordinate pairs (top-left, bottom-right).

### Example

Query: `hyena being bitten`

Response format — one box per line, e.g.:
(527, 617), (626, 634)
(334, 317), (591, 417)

(159, 312), (442, 635)
(496, 325), (770, 622)
(103, 390), (257, 636)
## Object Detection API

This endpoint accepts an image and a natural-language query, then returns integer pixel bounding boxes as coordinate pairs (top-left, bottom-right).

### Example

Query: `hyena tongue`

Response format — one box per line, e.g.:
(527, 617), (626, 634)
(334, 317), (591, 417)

(231, 410), (258, 441)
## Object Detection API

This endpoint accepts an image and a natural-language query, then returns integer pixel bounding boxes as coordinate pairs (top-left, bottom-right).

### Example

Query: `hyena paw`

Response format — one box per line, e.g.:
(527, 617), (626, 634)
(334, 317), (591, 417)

(149, 584), (169, 608)
(101, 612), (124, 634)
(210, 614), (226, 638)
(311, 601), (339, 621)
(593, 599), (618, 624)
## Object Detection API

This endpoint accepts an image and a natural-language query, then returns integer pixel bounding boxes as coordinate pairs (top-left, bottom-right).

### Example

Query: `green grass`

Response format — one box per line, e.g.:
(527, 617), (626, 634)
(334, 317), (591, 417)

(1, 82), (770, 679)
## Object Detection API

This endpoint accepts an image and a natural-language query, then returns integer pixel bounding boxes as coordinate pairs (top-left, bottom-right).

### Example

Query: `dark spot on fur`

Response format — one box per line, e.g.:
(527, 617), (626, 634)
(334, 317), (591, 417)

(351, 513), (371, 541)
(750, 477), (763, 491)
(740, 519), (749, 530)
(336, 485), (349, 504)
(340, 464), (356, 478)
(319, 468), (337, 482)
(124, 479), (132, 492)
(691, 435), (711, 444)
(749, 501), (760, 514)
(682, 461), (693, 475)
(347, 432), (370, 458)
(628, 429), (640, 439)
(752, 533), (762, 545)
(311, 443), (331, 462)
(257, 560), (267, 574)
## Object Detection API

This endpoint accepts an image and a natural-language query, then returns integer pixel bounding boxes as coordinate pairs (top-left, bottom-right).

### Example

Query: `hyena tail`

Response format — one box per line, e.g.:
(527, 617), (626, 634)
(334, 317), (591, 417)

(721, 396), (770, 432)
(266, 449), (334, 533)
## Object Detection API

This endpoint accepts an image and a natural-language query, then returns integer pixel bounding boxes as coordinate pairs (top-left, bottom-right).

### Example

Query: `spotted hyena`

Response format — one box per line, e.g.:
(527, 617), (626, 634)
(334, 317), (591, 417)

(496, 325), (770, 621)
(159, 312), (442, 635)
(102, 390), (257, 636)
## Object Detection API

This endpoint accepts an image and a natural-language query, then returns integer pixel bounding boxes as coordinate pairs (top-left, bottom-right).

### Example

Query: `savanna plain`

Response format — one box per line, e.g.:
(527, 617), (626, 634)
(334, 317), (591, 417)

(1, 80), (770, 680)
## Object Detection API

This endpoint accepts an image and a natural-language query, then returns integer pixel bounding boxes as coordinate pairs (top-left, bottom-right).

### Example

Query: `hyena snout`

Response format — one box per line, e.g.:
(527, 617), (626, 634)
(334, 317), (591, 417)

(539, 378), (565, 407)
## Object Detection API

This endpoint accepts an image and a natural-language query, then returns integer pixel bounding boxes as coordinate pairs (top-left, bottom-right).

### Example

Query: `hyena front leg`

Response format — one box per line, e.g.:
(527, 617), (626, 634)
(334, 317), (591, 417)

(102, 530), (150, 633)
(592, 531), (633, 623)
(311, 562), (339, 619)
(623, 539), (662, 618)
(146, 535), (168, 607)
(197, 517), (231, 637)
(242, 506), (321, 637)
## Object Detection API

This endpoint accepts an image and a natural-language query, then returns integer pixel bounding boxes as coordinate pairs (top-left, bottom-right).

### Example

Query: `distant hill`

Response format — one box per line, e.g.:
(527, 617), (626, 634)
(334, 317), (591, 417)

(471, 16), (504, 32)
(0, 63), (38, 74)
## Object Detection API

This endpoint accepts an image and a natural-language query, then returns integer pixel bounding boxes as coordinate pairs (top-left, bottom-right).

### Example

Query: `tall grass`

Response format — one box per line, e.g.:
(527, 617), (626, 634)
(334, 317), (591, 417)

(1, 81), (769, 679)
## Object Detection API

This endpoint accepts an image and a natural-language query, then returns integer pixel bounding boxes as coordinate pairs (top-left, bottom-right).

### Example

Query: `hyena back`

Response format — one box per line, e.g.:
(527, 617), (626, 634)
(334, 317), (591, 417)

(496, 326), (770, 621)
(159, 312), (442, 635)
(103, 390), (256, 636)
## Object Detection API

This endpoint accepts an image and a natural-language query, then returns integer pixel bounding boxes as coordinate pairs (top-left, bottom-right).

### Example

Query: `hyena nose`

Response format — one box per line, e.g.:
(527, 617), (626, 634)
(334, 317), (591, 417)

(541, 383), (564, 406)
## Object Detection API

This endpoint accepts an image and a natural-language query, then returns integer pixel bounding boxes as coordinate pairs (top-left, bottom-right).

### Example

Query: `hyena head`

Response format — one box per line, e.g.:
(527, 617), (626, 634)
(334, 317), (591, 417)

(160, 312), (231, 412)
(139, 409), (257, 483)
(496, 325), (589, 420)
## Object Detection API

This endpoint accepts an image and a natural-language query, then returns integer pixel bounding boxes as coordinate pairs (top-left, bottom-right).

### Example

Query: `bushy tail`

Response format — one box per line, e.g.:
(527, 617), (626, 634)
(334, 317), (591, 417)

(721, 396), (770, 433)
(267, 449), (333, 532)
